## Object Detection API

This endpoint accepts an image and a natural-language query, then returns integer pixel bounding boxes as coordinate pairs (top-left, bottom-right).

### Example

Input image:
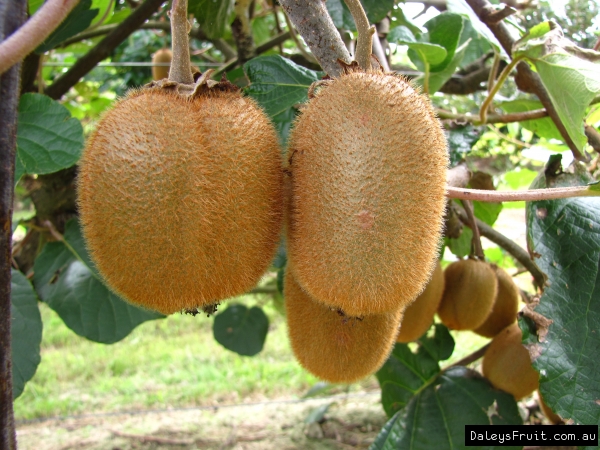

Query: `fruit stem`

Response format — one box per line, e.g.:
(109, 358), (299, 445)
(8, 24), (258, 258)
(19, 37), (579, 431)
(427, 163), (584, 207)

(168, 0), (194, 85)
(479, 56), (521, 124)
(461, 199), (485, 260)
(446, 343), (490, 370)
(342, 0), (374, 70)
(447, 185), (600, 202)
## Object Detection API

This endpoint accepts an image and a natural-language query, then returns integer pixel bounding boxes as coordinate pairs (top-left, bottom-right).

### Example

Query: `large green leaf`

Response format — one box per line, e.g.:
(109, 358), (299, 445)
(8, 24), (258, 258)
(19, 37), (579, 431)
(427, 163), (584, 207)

(371, 367), (522, 450)
(213, 304), (269, 356)
(445, 0), (503, 55)
(326, 0), (394, 30)
(514, 23), (600, 153)
(424, 39), (470, 94)
(36, 0), (99, 53)
(499, 99), (562, 141)
(189, 0), (234, 40)
(11, 270), (42, 399)
(525, 161), (600, 426)
(422, 12), (464, 72)
(15, 93), (84, 184)
(32, 219), (163, 344)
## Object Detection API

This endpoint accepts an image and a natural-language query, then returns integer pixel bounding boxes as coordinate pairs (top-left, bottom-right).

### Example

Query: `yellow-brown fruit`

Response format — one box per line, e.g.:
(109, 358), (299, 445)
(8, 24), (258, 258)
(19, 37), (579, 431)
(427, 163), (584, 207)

(474, 266), (520, 338)
(287, 71), (448, 317)
(396, 262), (444, 343)
(78, 88), (283, 314)
(437, 259), (498, 330)
(152, 48), (172, 80)
(482, 323), (539, 400)
(538, 391), (562, 424)
(284, 267), (403, 383)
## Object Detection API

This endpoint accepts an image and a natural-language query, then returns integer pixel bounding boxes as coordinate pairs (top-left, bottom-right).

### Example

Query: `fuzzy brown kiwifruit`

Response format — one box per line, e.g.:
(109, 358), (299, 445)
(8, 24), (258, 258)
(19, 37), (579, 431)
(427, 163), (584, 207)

(482, 323), (539, 400)
(286, 69), (448, 317)
(396, 261), (444, 343)
(78, 87), (283, 314)
(284, 267), (403, 384)
(473, 266), (520, 338)
(152, 48), (172, 81)
(437, 259), (498, 330)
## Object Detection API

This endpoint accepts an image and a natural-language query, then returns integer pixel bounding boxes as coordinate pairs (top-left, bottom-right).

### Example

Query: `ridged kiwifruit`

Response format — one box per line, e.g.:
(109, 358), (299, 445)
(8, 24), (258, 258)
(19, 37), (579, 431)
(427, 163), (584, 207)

(437, 259), (498, 330)
(284, 267), (403, 383)
(396, 262), (444, 343)
(78, 88), (283, 314)
(152, 48), (172, 81)
(538, 391), (562, 424)
(474, 266), (520, 338)
(286, 69), (448, 317)
(482, 323), (539, 400)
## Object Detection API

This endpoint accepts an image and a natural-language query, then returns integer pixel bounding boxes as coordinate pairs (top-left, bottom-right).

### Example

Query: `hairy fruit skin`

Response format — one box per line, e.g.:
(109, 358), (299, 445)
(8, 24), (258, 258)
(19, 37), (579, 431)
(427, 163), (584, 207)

(474, 265), (520, 338)
(437, 259), (498, 330)
(397, 262), (444, 343)
(284, 267), (403, 384)
(482, 323), (539, 400)
(78, 89), (283, 314)
(287, 72), (448, 316)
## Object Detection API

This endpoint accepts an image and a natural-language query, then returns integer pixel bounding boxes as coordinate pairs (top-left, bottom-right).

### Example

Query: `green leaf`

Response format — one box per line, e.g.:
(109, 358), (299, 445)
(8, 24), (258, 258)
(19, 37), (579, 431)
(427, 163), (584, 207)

(389, 7), (422, 37)
(513, 24), (600, 152)
(447, 226), (473, 258)
(406, 43), (448, 67)
(422, 12), (465, 72)
(11, 270), (42, 399)
(499, 99), (562, 141)
(387, 26), (417, 44)
(526, 162), (600, 425)
(189, 0), (234, 39)
(445, 0), (504, 55)
(15, 93), (84, 184)
(213, 304), (269, 356)
(372, 367), (522, 450)
(473, 200), (502, 226)
(32, 219), (163, 344)
(418, 324), (454, 362)
(326, 0), (394, 30)
(36, 0), (99, 53)
(421, 39), (470, 94)
(244, 55), (320, 144)
(447, 124), (482, 166)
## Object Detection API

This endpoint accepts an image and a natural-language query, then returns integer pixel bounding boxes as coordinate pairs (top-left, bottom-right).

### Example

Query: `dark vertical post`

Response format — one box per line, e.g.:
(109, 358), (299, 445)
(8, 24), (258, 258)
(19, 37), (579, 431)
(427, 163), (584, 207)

(0, 0), (27, 448)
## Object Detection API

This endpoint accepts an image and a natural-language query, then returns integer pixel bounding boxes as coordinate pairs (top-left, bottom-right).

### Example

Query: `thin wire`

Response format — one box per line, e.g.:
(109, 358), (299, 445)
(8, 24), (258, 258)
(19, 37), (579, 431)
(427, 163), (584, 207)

(42, 61), (223, 67)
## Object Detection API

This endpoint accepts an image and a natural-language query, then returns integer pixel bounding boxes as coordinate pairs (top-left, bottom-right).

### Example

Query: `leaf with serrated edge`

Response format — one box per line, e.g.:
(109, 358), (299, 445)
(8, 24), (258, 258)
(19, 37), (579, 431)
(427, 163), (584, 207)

(526, 164), (600, 425)
(32, 218), (162, 344)
(11, 270), (42, 399)
(16, 93), (84, 182)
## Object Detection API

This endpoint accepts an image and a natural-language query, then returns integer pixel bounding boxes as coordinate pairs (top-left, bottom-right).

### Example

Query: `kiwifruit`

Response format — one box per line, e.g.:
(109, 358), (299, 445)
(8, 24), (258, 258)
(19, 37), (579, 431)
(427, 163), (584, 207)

(396, 261), (444, 343)
(152, 48), (172, 81)
(437, 259), (498, 330)
(286, 68), (448, 317)
(78, 87), (283, 314)
(538, 391), (562, 424)
(284, 267), (403, 384)
(482, 323), (539, 400)
(474, 266), (520, 338)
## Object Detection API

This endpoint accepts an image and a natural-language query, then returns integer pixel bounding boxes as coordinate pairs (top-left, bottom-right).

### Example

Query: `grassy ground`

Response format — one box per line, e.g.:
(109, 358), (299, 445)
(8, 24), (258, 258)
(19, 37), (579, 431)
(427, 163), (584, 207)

(14, 294), (327, 421)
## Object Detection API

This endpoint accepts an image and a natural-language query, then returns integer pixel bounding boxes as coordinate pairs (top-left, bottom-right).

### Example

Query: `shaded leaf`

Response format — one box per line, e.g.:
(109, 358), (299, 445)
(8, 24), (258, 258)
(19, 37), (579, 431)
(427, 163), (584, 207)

(446, 0), (504, 55)
(213, 304), (269, 356)
(326, 0), (394, 30)
(16, 93), (84, 184)
(525, 161), (600, 425)
(447, 124), (482, 166)
(372, 367), (522, 450)
(11, 270), (42, 399)
(447, 226), (473, 258)
(36, 0), (99, 53)
(189, 0), (234, 39)
(32, 219), (163, 344)
(499, 99), (562, 141)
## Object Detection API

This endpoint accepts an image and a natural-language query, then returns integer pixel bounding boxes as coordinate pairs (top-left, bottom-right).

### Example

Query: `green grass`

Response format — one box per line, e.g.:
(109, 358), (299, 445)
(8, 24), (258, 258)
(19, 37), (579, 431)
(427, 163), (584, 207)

(14, 295), (320, 421)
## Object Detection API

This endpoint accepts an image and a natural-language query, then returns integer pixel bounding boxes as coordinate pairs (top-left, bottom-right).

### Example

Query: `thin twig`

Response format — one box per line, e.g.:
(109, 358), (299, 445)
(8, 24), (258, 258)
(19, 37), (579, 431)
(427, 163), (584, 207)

(461, 200), (484, 260)
(446, 344), (490, 369)
(342, 0), (374, 70)
(480, 57), (520, 124)
(44, 0), (165, 99)
(453, 205), (546, 289)
(446, 185), (600, 202)
(0, 0), (79, 75)
(487, 51), (500, 92)
(488, 124), (532, 148)
(169, 0), (193, 84)
(436, 108), (548, 125)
